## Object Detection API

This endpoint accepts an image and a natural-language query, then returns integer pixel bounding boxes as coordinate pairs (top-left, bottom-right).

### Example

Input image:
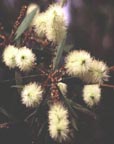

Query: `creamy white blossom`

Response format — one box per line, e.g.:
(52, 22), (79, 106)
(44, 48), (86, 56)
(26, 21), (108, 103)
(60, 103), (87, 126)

(26, 3), (40, 15)
(16, 47), (36, 72)
(31, 12), (47, 38)
(45, 4), (67, 43)
(57, 82), (67, 96)
(83, 84), (101, 107)
(82, 60), (109, 84)
(31, 4), (67, 42)
(65, 50), (92, 77)
(3, 45), (18, 69)
(48, 103), (69, 142)
(21, 82), (43, 108)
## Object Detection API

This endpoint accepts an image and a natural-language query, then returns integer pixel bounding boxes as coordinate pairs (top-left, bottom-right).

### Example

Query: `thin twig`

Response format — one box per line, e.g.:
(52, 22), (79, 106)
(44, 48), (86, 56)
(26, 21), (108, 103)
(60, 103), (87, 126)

(100, 83), (114, 89)
(0, 122), (10, 128)
(108, 66), (114, 72)
(9, 5), (27, 42)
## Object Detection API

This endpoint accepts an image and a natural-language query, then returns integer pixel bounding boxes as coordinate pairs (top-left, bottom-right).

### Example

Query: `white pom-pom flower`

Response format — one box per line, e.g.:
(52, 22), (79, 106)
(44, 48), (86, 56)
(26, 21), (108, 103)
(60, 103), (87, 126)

(57, 82), (67, 96)
(32, 12), (47, 38)
(48, 103), (70, 142)
(65, 50), (92, 77)
(83, 84), (101, 107)
(83, 60), (109, 84)
(26, 3), (40, 15)
(3, 45), (18, 69)
(16, 47), (36, 72)
(46, 4), (67, 43)
(21, 82), (43, 108)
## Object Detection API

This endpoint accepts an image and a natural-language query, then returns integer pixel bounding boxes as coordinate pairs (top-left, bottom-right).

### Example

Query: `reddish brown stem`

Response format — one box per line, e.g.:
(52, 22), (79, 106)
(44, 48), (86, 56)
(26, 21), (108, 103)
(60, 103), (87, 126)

(108, 66), (114, 72)
(28, 37), (50, 47)
(0, 122), (10, 128)
(9, 5), (27, 43)
(100, 83), (114, 89)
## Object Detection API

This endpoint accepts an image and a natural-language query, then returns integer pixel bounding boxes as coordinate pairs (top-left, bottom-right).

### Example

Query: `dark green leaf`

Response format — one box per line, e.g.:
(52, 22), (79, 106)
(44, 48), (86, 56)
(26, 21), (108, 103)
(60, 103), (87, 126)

(15, 71), (23, 94)
(56, 86), (79, 131)
(65, 97), (78, 119)
(71, 117), (78, 131)
(0, 107), (13, 120)
(37, 121), (47, 138)
(14, 8), (37, 40)
(15, 37), (21, 46)
(58, 87), (78, 119)
(24, 110), (37, 122)
(70, 100), (96, 119)
(11, 85), (23, 89)
(53, 37), (66, 70)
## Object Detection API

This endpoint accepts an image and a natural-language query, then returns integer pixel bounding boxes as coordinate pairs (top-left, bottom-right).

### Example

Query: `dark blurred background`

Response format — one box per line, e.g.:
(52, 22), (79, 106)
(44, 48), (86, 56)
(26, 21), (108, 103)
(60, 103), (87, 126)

(1, 0), (114, 144)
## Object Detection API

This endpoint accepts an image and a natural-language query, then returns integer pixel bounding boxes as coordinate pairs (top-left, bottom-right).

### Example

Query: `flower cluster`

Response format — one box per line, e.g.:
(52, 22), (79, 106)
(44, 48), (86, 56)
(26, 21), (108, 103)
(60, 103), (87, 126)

(48, 103), (70, 142)
(30, 4), (67, 44)
(65, 50), (92, 77)
(83, 84), (101, 107)
(32, 12), (47, 38)
(3, 45), (18, 69)
(65, 50), (109, 107)
(16, 47), (36, 72)
(3, 45), (36, 72)
(21, 82), (43, 107)
(45, 4), (67, 43)
(65, 50), (109, 84)
(82, 60), (109, 84)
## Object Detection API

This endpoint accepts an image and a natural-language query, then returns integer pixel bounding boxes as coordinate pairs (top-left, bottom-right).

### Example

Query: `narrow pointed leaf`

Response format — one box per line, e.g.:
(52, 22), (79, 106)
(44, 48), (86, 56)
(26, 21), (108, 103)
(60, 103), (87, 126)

(71, 117), (78, 131)
(15, 71), (23, 94)
(11, 85), (23, 88)
(70, 100), (96, 119)
(14, 8), (37, 40)
(0, 107), (13, 120)
(53, 37), (66, 70)
(57, 86), (78, 119)
(37, 121), (47, 138)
